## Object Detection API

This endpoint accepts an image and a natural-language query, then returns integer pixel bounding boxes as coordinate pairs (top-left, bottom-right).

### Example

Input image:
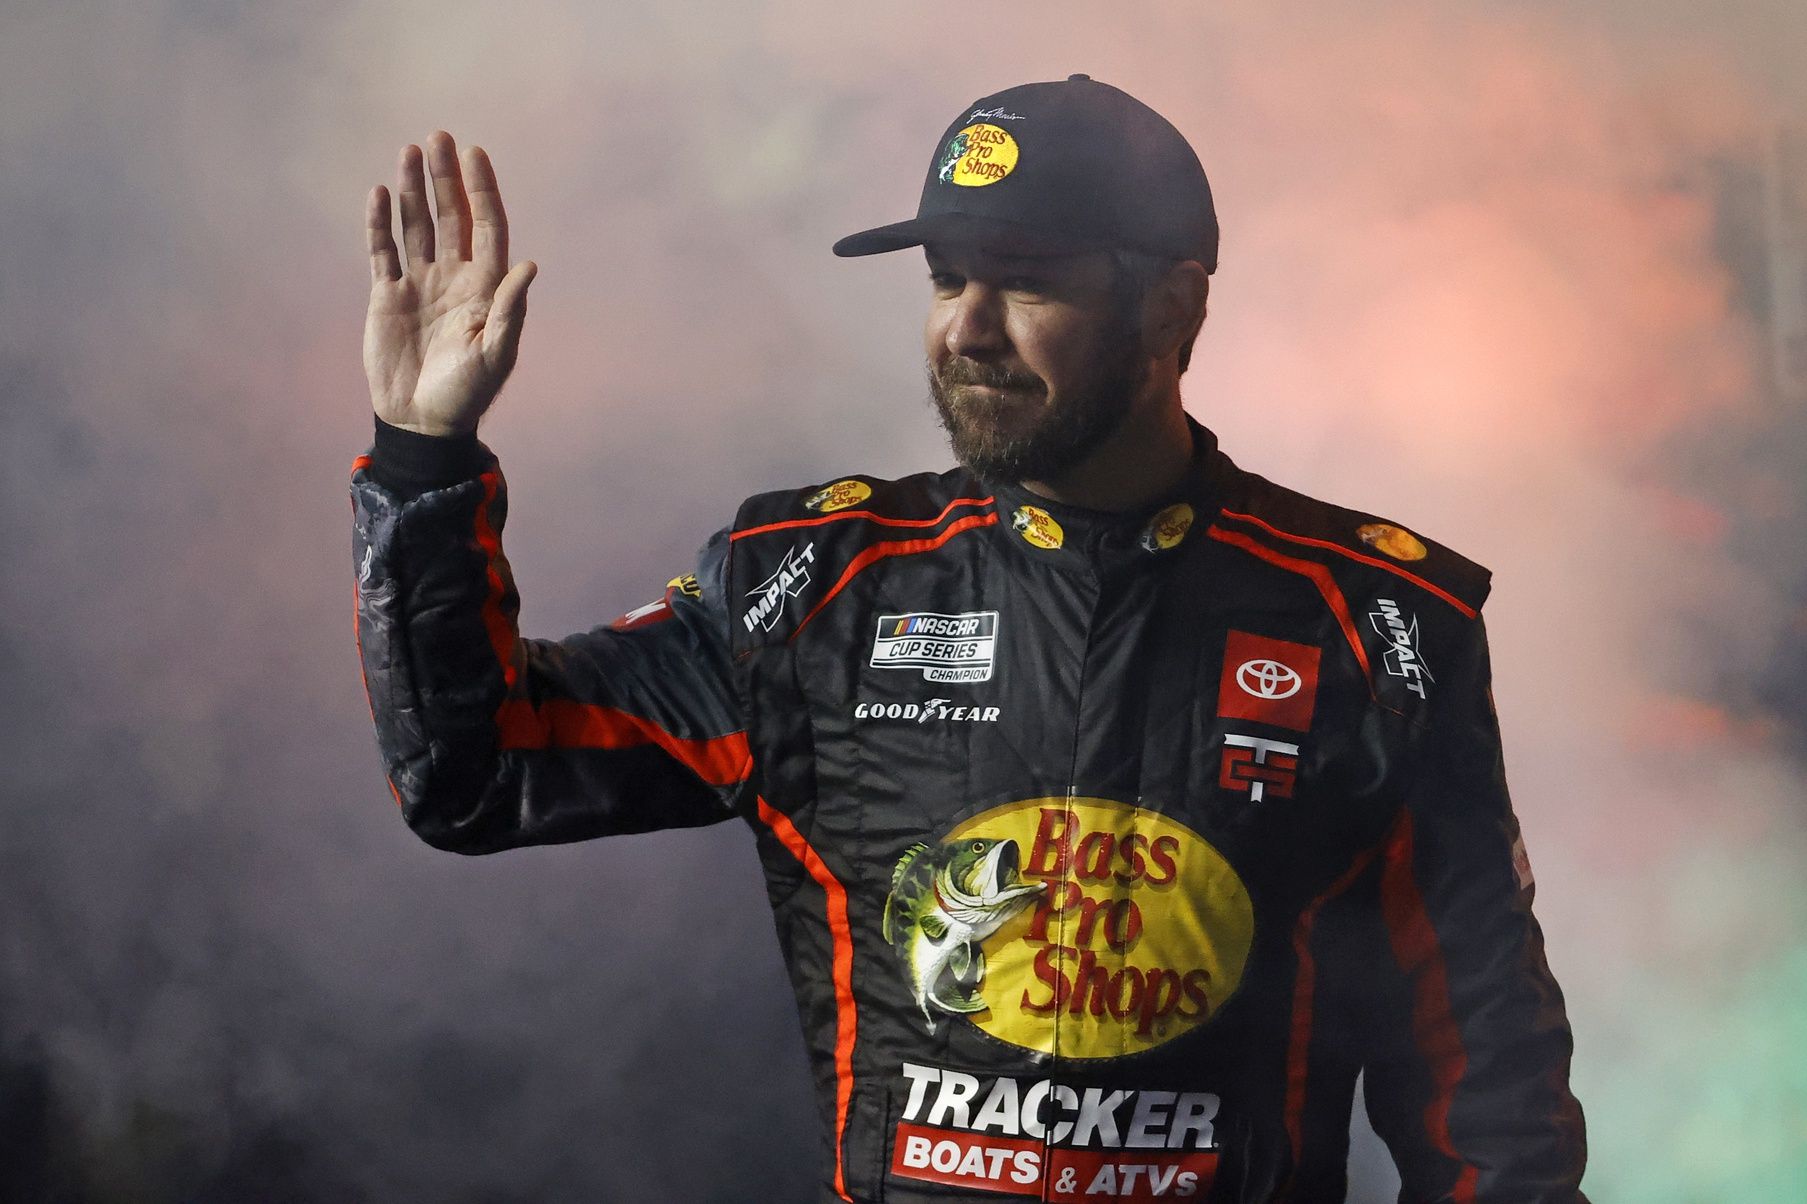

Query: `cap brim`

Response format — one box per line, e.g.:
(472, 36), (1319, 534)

(832, 212), (1111, 258)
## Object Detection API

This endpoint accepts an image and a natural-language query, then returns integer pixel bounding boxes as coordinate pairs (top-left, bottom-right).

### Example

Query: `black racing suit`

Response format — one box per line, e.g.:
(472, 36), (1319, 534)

(351, 414), (1588, 1203)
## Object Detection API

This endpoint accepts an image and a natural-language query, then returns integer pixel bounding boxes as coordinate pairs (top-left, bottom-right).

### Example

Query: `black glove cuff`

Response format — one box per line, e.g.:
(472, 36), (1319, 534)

(369, 415), (485, 500)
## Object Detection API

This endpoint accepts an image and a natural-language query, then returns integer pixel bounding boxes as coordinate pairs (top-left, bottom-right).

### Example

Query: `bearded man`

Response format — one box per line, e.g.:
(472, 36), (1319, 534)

(352, 75), (1589, 1203)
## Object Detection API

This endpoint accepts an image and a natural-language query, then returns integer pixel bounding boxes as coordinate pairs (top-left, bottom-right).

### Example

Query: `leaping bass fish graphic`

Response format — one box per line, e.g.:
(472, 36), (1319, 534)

(882, 838), (1042, 1031)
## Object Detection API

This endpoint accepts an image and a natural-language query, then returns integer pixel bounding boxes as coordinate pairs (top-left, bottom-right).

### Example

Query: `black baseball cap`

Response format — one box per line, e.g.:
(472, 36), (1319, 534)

(832, 74), (1218, 271)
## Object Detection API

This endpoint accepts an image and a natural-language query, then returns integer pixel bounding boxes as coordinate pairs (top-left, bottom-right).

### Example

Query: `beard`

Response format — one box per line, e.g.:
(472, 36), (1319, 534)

(926, 324), (1148, 484)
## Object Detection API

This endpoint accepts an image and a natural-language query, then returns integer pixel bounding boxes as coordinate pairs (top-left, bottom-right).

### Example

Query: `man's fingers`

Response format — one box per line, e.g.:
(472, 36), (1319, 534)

(366, 185), (402, 283)
(466, 145), (509, 272)
(426, 130), (472, 262)
(396, 143), (434, 267)
(482, 260), (538, 369)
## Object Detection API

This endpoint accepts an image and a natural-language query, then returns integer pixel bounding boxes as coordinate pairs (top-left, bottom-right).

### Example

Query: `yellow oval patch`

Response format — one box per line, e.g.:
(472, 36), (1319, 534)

(804, 479), (872, 513)
(1010, 505), (1064, 550)
(1140, 502), (1195, 553)
(938, 123), (1020, 188)
(945, 797), (1254, 1060)
(1356, 522), (1428, 562)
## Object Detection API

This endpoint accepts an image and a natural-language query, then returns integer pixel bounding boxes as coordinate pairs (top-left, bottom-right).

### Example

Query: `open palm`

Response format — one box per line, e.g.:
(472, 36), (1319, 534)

(364, 129), (537, 437)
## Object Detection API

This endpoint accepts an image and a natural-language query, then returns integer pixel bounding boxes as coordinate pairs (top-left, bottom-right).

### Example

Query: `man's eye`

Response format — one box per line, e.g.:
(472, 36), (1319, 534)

(1002, 277), (1045, 294)
(929, 272), (963, 292)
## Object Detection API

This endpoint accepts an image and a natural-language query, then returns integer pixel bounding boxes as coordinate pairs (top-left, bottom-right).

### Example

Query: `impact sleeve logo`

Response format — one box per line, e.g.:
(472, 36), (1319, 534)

(1368, 598), (1433, 699)
(742, 543), (815, 633)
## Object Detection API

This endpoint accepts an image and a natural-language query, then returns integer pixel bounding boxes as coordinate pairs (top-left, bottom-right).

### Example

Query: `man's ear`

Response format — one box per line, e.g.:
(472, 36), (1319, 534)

(1140, 260), (1210, 360)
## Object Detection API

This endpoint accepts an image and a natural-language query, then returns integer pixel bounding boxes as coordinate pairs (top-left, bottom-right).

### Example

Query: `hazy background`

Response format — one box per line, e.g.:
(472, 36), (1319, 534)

(4, 0), (1805, 1199)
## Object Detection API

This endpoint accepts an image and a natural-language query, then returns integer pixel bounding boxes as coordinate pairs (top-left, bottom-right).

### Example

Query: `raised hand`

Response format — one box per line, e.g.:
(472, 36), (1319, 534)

(364, 130), (538, 436)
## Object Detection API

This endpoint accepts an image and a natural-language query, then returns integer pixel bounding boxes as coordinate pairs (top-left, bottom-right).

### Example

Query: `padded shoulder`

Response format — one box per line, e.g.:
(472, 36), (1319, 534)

(1213, 464), (1493, 620)
(732, 467), (979, 533)
(724, 466), (992, 649)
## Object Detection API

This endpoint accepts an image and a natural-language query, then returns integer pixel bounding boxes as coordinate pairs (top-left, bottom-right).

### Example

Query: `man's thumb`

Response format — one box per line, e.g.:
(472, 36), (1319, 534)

(483, 260), (537, 364)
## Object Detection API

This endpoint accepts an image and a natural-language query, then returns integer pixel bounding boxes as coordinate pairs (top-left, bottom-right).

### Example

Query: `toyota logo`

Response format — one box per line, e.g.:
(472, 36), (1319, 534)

(1237, 658), (1301, 699)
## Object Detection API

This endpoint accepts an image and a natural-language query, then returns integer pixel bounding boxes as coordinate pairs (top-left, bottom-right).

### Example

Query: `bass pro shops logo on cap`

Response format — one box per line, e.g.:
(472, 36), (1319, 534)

(937, 123), (1020, 187)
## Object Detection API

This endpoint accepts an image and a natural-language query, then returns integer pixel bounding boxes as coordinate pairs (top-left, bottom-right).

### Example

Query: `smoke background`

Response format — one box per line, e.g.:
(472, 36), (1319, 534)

(3, 0), (1804, 1198)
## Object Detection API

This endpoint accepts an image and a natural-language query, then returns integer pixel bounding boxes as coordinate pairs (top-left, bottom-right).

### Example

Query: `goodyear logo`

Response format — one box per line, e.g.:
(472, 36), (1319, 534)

(937, 123), (1020, 187)
(804, 479), (872, 513)
(890, 798), (1253, 1060)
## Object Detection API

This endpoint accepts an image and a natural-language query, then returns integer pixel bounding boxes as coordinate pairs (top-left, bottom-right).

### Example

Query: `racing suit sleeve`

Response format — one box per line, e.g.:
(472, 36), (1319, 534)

(349, 417), (752, 853)
(1356, 614), (1589, 1202)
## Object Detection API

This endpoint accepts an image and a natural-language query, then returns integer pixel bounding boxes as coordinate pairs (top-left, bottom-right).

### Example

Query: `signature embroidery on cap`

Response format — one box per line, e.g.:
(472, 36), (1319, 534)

(968, 106), (1025, 122)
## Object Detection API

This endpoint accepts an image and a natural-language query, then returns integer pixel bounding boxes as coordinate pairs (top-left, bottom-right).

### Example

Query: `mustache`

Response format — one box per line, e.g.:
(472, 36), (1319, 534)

(933, 358), (1046, 394)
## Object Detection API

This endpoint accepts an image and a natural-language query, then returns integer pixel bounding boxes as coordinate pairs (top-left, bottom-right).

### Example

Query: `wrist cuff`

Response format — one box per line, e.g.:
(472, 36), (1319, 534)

(370, 415), (485, 499)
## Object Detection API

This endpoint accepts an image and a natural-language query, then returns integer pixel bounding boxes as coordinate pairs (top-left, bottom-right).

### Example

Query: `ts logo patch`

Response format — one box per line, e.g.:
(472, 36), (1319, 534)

(1215, 632), (1320, 732)
(1220, 734), (1300, 803)
(1368, 598), (1433, 699)
(742, 543), (815, 633)
(871, 611), (999, 683)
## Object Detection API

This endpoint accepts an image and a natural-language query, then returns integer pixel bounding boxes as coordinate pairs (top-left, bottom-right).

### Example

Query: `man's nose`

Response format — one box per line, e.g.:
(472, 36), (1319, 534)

(943, 284), (1008, 359)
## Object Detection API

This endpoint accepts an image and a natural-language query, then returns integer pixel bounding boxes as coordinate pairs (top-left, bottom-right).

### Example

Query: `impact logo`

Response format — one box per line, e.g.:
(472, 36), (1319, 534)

(881, 799), (1253, 1059)
(937, 122), (1020, 187)
(871, 611), (999, 682)
(1368, 597), (1433, 699)
(1011, 505), (1064, 550)
(1139, 503), (1194, 554)
(742, 543), (815, 633)
(803, 479), (871, 513)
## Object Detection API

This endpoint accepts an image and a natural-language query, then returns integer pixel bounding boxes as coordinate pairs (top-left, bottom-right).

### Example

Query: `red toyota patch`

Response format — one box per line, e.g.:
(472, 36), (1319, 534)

(1216, 631), (1320, 732)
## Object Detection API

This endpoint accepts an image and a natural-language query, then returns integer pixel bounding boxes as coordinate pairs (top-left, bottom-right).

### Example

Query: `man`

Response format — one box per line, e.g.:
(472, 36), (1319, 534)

(352, 76), (1588, 1202)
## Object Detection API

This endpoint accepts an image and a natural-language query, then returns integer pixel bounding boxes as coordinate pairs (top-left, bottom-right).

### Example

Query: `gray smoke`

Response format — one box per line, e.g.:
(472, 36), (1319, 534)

(2, 1), (1803, 1200)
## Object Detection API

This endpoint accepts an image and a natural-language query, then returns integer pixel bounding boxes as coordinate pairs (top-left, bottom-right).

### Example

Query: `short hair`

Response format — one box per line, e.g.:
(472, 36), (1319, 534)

(1109, 249), (1208, 375)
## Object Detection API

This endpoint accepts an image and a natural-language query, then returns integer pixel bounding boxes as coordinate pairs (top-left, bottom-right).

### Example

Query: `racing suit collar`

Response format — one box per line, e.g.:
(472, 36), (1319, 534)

(985, 414), (1226, 570)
